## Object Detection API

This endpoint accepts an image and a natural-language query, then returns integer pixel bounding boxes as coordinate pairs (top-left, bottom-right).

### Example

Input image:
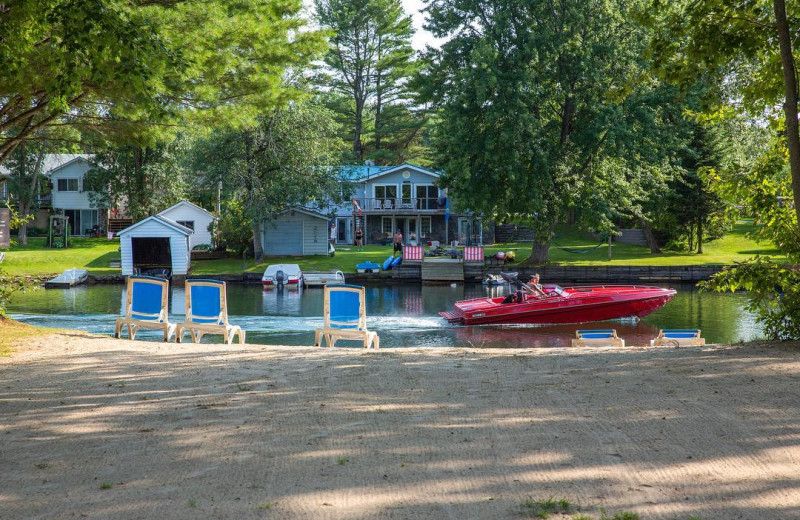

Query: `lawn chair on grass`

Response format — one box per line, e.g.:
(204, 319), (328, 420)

(314, 284), (379, 348)
(115, 276), (176, 341)
(571, 329), (624, 348)
(651, 329), (705, 347)
(177, 279), (245, 344)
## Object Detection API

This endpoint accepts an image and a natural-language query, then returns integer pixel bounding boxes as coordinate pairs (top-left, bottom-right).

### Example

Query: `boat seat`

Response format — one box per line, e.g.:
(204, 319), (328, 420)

(571, 329), (624, 348)
(651, 329), (705, 347)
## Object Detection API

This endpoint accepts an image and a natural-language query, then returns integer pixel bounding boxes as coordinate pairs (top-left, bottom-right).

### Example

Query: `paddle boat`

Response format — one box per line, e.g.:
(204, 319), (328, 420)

(356, 261), (381, 273)
(45, 268), (89, 289)
(440, 283), (676, 326)
(262, 264), (303, 289)
(304, 270), (346, 287)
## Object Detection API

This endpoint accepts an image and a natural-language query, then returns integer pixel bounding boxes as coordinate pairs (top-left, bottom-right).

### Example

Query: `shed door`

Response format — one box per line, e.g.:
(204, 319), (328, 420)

(132, 237), (172, 269)
(263, 221), (302, 255)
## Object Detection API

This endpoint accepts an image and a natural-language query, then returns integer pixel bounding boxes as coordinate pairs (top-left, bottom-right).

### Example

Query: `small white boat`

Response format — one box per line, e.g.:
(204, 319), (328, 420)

(303, 270), (345, 287)
(45, 268), (89, 289)
(482, 272), (517, 286)
(262, 264), (303, 289)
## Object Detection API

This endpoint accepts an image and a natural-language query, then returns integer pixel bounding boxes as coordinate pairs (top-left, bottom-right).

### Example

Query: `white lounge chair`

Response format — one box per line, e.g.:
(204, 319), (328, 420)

(314, 284), (379, 348)
(571, 329), (625, 348)
(177, 279), (245, 344)
(651, 329), (705, 347)
(115, 276), (176, 341)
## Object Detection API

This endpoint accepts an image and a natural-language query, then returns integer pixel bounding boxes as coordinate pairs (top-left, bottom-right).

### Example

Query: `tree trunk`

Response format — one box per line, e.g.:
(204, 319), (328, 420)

(530, 239), (551, 264)
(697, 218), (703, 254)
(133, 147), (146, 221)
(18, 202), (30, 245)
(774, 0), (800, 232)
(252, 219), (263, 261)
(688, 223), (694, 252)
(640, 217), (661, 253)
(354, 98), (364, 161)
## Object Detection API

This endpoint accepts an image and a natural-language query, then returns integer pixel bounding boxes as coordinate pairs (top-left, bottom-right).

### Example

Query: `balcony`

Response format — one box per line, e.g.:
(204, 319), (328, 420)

(355, 197), (446, 214)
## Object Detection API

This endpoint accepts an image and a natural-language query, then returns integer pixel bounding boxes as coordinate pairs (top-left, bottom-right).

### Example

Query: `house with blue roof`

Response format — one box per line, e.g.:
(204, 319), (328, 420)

(330, 163), (484, 247)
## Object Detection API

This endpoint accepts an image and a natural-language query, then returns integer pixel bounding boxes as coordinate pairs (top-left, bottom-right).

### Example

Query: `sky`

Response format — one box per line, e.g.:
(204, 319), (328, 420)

(304, 0), (444, 51)
(402, 0), (445, 51)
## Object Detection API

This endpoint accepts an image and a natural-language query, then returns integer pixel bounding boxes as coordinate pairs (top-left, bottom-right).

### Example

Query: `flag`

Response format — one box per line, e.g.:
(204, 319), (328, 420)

(353, 198), (362, 215)
(445, 197), (450, 223)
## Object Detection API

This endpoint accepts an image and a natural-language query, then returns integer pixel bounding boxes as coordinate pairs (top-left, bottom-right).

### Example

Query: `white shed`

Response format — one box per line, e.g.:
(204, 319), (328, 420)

(157, 200), (216, 250)
(117, 215), (193, 276)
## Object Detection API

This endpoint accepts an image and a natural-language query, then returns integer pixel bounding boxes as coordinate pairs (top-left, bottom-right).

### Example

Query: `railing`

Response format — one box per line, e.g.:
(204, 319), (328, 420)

(355, 197), (446, 212)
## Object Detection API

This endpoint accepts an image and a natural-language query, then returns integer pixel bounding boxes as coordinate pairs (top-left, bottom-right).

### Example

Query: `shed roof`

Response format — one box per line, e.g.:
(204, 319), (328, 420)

(117, 215), (194, 236)
(158, 200), (216, 219)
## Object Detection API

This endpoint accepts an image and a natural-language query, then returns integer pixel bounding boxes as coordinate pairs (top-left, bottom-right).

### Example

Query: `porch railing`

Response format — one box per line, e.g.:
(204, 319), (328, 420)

(355, 197), (446, 212)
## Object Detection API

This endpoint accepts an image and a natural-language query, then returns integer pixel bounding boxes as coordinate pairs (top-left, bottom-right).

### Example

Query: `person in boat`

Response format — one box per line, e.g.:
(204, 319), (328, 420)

(526, 273), (547, 298)
(393, 229), (403, 254)
(354, 225), (364, 251)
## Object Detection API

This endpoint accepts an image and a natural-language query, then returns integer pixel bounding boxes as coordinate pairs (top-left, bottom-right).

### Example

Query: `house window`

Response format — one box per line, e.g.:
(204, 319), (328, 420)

(421, 216), (432, 235)
(57, 178), (79, 192)
(381, 217), (393, 235)
(374, 185), (397, 201)
(401, 182), (412, 205)
(176, 220), (195, 231)
(416, 185), (438, 209)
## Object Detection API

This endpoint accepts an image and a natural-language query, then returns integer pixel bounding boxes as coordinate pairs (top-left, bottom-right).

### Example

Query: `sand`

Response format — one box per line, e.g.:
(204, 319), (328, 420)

(1, 334), (800, 519)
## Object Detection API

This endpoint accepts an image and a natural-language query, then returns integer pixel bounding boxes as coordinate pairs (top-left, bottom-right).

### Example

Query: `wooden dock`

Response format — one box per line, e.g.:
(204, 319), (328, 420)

(421, 258), (464, 282)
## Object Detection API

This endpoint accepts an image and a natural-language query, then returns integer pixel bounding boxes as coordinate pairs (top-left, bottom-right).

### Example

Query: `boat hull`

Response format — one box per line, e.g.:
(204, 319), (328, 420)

(440, 285), (676, 326)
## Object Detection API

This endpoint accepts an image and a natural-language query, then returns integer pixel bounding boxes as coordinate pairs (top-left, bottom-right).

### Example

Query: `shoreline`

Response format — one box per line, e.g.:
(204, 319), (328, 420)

(1, 333), (798, 519)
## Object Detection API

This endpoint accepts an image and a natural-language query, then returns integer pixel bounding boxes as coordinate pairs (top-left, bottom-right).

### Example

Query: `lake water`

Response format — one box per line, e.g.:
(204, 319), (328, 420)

(7, 282), (762, 348)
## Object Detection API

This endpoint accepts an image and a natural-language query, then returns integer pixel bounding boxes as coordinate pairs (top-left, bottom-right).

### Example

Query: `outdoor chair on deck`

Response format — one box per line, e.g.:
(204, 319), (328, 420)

(314, 284), (379, 348)
(651, 329), (705, 347)
(177, 279), (245, 344)
(571, 329), (625, 348)
(115, 276), (176, 341)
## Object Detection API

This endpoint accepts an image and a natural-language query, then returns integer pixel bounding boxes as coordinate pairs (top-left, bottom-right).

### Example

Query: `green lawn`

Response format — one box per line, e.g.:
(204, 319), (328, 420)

(0, 221), (784, 277)
(0, 237), (121, 276)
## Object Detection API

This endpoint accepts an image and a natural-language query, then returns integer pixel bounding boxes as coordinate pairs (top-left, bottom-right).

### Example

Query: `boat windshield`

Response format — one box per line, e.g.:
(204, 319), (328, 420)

(544, 284), (567, 297)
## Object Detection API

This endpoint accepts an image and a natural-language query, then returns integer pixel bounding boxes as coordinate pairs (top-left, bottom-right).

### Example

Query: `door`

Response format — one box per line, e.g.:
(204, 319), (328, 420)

(263, 221), (303, 255)
(408, 218), (417, 244)
(64, 209), (81, 235)
(336, 217), (350, 244)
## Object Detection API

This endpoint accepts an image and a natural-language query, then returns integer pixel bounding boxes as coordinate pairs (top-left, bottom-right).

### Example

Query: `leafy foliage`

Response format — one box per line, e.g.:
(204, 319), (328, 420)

(421, 0), (682, 262)
(0, 267), (32, 317)
(188, 100), (344, 258)
(214, 200), (254, 256)
(0, 0), (326, 163)
(85, 138), (188, 221)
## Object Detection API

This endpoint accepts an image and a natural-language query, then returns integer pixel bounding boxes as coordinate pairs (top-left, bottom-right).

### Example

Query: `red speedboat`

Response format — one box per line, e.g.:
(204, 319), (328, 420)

(440, 284), (676, 325)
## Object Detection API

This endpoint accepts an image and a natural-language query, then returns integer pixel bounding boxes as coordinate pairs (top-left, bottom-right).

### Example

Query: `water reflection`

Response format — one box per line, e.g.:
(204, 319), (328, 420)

(8, 282), (762, 347)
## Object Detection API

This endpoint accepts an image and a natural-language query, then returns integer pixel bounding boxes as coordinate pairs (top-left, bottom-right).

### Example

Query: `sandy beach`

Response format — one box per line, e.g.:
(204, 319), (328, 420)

(1, 334), (799, 519)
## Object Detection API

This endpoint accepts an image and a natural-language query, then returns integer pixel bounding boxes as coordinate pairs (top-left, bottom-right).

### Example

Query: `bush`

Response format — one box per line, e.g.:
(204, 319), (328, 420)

(0, 268), (32, 317)
(215, 200), (253, 256)
(192, 243), (212, 251)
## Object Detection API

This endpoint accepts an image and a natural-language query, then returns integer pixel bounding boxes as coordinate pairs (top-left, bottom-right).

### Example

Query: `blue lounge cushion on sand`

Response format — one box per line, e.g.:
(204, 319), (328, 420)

(314, 283), (379, 348)
(177, 279), (244, 344)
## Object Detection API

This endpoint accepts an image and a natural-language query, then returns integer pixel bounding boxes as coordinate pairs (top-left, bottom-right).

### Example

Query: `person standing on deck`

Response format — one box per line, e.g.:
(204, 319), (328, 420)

(393, 229), (403, 255)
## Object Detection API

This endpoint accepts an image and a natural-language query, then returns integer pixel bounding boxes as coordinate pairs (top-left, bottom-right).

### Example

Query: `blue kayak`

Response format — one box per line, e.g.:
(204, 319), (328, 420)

(382, 255), (395, 270)
(391, 255), (402, 267)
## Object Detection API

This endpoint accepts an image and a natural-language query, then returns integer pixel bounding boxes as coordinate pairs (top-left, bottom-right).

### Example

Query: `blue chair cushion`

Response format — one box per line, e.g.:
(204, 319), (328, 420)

(329, 290), (360, 329)
(190, 284), (223, 324)
(130, 281), (165, 321)
(664, 332), (698, 339)
(580, 333), (613, 339)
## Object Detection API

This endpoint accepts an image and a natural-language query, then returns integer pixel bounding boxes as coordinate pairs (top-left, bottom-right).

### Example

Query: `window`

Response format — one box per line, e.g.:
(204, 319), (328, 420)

(416, 185), (438, 209)
(57, 178), (79, 192)
(374, 185), (397, 201)
(421, 216), (432, 235)
(381, 217), (393, 235)
(401, 182), (412, 204)
(176, 220), (195, 231)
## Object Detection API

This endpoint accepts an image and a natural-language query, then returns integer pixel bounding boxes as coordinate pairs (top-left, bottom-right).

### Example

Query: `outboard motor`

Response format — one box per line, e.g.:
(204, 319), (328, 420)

(275, 269), (285, 287)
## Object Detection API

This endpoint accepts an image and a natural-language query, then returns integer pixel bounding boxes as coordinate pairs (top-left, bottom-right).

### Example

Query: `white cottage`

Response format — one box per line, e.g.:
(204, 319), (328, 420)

(157, 200), (216, 250)
(117, 215), (193, 276)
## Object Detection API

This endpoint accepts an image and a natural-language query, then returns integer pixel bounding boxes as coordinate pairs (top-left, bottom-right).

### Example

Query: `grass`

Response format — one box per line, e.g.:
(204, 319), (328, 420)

(0, 317), (63, 356)
(0, 237), (120, 276)
(0, 221), (782, 277)
(520, 496), (573, 518)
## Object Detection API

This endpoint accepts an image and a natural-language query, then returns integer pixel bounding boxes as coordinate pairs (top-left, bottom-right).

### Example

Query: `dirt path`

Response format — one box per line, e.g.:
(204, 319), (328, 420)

(1, 335), (799, 519)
